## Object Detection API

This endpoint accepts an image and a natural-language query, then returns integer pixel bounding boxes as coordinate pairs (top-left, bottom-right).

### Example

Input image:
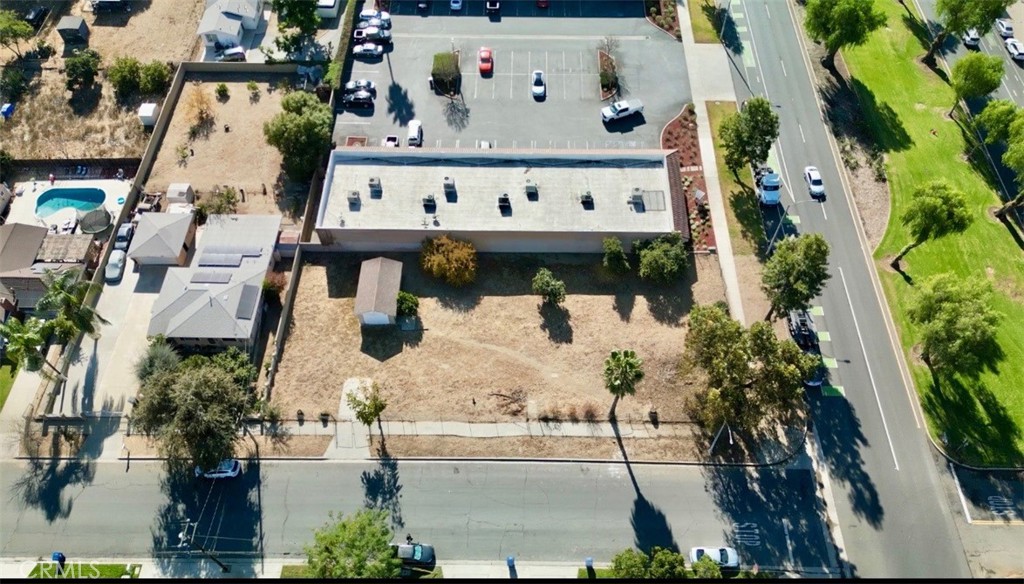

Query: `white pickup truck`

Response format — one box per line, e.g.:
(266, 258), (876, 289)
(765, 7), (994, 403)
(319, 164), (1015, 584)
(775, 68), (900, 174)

(601, 99), (644, 122)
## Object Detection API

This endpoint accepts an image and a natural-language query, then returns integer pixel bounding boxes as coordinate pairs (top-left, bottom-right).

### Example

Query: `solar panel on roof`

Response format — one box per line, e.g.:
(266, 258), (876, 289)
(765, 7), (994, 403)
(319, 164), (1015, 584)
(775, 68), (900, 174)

(191, 272), (232, 284)
(235, 284), (260, 320)
(204, 244), (262, 257)
(198, 253), (243, 267)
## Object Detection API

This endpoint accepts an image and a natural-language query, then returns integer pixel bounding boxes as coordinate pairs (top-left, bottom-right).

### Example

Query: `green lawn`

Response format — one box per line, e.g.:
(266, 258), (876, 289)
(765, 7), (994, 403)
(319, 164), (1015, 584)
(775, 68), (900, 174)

(29, 563), (140, 578)
(842, 1), (1024, 465)
(687, 0), (721, 44)
(578, 567), (616, 578)
(0, 357), (17, 414)
(706, 101), (763, 257)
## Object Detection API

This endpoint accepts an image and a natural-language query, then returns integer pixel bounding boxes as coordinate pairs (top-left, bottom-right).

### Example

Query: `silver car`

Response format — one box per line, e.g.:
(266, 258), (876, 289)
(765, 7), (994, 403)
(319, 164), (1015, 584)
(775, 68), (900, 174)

(353, 43), (384, 58)
(996, 18), (1014, 38)
(689, 546), (739, 569)
(194, 459), (242, 480)
(104, 250), (127, 283)
(531, 70), (545, 98)
(804, 165), (825, 199)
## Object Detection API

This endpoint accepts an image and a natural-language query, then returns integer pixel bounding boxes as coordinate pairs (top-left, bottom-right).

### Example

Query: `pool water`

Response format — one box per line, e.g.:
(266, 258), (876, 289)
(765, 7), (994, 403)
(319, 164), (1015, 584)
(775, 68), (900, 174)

(35, 187), (106, 218)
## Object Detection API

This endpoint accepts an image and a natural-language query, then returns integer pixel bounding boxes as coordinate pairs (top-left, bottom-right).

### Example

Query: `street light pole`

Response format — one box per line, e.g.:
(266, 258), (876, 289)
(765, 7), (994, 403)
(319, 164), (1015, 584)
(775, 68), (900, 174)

(765, 199), (821, 252)
(178, 520), (231, 573)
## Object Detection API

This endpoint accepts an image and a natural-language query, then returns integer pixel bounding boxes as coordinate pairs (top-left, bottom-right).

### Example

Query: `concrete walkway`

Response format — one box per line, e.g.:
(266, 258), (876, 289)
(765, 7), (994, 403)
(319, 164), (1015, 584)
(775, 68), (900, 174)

(676, 0), (748, 325)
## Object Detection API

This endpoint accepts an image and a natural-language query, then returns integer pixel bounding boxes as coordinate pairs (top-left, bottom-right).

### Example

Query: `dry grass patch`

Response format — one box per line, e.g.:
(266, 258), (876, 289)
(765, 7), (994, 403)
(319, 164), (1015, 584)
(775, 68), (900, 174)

(145, 74), (307, 228)
(372, 433), (703, 461)
(272, 252), (727, 423)
(122, 433), (331, 458)
(66, 0), (204, 63)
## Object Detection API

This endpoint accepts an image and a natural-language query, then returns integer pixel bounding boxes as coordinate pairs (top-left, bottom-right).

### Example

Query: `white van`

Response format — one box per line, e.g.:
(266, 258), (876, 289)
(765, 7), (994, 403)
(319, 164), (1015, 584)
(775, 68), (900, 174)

(407, 120), (423, 147)
(217, 46), (246, 62)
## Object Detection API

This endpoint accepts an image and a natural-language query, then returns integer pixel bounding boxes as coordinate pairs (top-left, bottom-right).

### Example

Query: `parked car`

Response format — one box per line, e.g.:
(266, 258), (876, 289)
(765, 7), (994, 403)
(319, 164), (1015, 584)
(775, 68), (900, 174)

(996, 18), (1015, 38)
(194, 459), (242, 480)
(755, 167), (782, 206)
(216, 46), (246, 62)
(601, 99), (644, 122)
(382, 135), (400, 147)
(486, 0), (500, 13)
(359, 8), (391, 21)
(342, 90), (375, 107)
(356, 14), (391, 29)
(450, 0), (463, 10)
(1006, 38), (1024, 61)
(963, 28), (981, 47)
(478, 47), (494, 75)
(104, 250), (127, 283)
(407, 120), (423, 147)
(344, 79), (376, 94)
(787, 309), (818, 350)
(23, 6), (49, 31)
(531, 70), (545, 98)
(114, 223), (134, 251)
(392, 542), (436, 568)
(804, 165), (825, 199)
(804, 359), (828, 388)
(689, 547), (740, 569)
(354, 26), (392, 43)
(353, 43), (384, 58)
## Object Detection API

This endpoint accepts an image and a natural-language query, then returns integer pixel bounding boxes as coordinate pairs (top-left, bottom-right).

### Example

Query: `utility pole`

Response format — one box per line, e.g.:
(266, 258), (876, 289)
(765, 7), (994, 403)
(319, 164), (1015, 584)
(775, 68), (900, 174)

(178, 519), (231, 573)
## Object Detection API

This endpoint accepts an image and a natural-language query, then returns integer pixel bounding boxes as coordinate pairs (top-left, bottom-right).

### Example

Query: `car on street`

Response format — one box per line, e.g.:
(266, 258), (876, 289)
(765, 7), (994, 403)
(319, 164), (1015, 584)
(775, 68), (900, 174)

(689, 546), (740, 569)
(804, 358), (828, 388)
(1006, 38), (1024, 60)
(341, 90), (374, 107)
(450, 0), (463, 9)
(382, 135), (400, 147)
(478, 47), (493, 75)
(755, 167), (782, 206)
(787, 309), (818, 350)
(24, 6), (49, 30)
(352, 43), (384, 58)
(963, 28), (981, 47)
(531, 70), (546, 98)
(997, 18), (1014, 38)
(804, 165), (826, 199)
(194, 459), (242, 480)
(114, 222), (134, 251)
(392, 542), (436, 568)
(344, 79), (376, 94)
(354, 26), (392, 43)
(104, 250), (127, 283)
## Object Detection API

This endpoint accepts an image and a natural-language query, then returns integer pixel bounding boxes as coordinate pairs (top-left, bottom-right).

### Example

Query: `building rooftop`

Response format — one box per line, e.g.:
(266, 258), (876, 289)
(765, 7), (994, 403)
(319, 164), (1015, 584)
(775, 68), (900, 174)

(129, 212), (194, 261)
(318, 149), (677, 235)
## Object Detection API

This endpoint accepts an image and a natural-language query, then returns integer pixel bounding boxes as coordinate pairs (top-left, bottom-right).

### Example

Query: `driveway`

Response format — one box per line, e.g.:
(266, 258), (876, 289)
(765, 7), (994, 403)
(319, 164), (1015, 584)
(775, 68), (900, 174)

(333, 1), (689, 149)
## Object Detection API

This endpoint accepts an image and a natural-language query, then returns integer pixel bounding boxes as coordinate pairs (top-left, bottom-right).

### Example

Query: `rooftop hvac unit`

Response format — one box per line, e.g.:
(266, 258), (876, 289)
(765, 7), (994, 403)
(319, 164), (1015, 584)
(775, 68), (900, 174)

(579, 191), (594, 204)
(347, 191), (361, 203)
(368, 176), (381, 189)
(497, 193), (511, 208)
(443, 176), (456, 192)
(422, 194), (436, 204)
(630, 187), (644, 203)
(524, 179), (538, 200)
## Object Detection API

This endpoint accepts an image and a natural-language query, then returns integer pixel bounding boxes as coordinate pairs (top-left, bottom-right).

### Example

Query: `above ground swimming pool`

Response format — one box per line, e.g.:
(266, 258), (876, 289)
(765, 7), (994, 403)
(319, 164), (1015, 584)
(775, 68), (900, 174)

(35, 187), (106, 218)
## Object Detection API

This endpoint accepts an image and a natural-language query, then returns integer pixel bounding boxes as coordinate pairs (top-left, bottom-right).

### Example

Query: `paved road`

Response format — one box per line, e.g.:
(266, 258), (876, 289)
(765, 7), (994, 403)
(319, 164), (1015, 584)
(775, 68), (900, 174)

(725, 0), (970, 577)
(0, 460), (833, 574)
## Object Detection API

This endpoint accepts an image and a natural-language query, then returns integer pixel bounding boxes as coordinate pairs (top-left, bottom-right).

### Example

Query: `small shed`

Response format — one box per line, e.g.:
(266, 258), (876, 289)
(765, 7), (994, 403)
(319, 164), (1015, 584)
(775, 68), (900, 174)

(137, 103), (159, 126)
(128, 211), (196, 266)
(166, 183), (195, 205)
(354, 257), (403, 326)
(57, 16), (89, 44)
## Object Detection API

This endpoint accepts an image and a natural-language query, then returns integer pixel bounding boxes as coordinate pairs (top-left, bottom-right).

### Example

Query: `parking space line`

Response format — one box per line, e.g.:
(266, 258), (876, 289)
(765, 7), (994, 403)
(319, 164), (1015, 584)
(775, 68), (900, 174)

(822, 385), (845, 397)
(787, 214), (801, 225)
(510, 51), (515, 99)
(822, 357), (838, 369)
(810, 305), (825, 316)
(817, 331), (831, 343)
(563, 51), (567, 100)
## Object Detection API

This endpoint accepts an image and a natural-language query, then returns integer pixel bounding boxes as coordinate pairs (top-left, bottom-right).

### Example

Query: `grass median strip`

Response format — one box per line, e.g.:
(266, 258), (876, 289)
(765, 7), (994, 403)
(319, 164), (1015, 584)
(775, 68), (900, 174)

(705, 102), (763, 256)
(842, 1), (1024, 465)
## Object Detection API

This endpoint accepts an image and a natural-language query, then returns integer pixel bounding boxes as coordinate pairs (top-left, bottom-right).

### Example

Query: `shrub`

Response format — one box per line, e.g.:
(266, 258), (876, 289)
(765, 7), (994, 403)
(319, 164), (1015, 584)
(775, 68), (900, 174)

(531, 268), (566, 305)
(197, 186), (239, 219)
(64, 48), (101, 91)
(420, 235), (477, 287)
(0, 67), (27, 102)
(326, 61), (342, 88)
(215, 83), (230, 100)
(602, 236), (631, 275)
(262, 272), (286, 303)
(107, 56), (141, 97)
(431, 52), (461, 95)
(140, 61), (171, 94)
(133, 337), (180, 383)
(247, 80), (259, 94)
(600, 69), (618, 90)
(635, 232), (689, 284)
(396, 290), (419, 317)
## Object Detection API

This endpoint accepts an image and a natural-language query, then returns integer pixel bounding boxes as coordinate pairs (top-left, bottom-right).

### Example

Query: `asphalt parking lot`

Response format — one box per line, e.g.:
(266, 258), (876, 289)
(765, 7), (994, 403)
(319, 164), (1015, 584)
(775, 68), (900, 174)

(333, 0), (689, 150)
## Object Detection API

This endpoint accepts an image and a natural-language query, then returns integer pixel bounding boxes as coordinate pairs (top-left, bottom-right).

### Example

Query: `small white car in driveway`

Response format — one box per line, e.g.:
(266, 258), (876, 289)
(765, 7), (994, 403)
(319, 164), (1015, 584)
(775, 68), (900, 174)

(689, 546), (740, 569)
(804, 165), (825, 199)
(353, 43), (384, 58)
(104, 250), (127, 283)
(531, 70), (545, 98)
(195, 459), (242, 480)
(997, 18), (1015, 38)
(1006, 38), (1024, 60)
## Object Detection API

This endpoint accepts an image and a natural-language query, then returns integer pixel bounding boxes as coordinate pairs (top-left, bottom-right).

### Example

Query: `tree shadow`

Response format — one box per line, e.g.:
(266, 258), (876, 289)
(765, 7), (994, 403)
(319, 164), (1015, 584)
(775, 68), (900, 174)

(150, 459), (264, 577)
(847, 78), (912, 153)
(612, 290), (635, 322)
(68, 84), (102, 116)
(7, 418), (97, 522)
(610, 418), (678, 554)
(386, 82), (416, 126)
(443, 95), (470, 132)
(901, 13), (957, 63)
(921, 374), (1024, 466)
(704, 0), (742, 56)
(361, 446), (405, 531)
(538, 302), (573, 344)
(726, 182), (767, 259)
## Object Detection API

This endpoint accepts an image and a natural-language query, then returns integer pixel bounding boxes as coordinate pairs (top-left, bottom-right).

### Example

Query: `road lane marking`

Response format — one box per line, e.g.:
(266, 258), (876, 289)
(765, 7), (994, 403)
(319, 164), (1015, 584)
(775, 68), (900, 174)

(817, 331), (831, 342)
(780, 59), (786, 77)
(510, 51), (515, 99)
(810, 305), (824, 316)
(765, 2), (771, 19)
(798, 123), (805, 142)
(787, 214), (800, 224)
(783, 519), (794, 565)
(949, 462), (973, 524)
(823, 357), (838, 369)
(839, 267), (900, 471)
(822, 384), (845, 397)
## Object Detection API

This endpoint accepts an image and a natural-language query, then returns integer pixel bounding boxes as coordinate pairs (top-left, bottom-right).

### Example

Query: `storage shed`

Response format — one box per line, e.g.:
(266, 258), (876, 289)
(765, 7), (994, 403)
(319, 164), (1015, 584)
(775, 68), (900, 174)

(57, 16), (89, 44)
(354, 257), (403, 326)
(166, 183), (196, 205)
(128, 211), (196, 266)
(137, 103), (159, 126)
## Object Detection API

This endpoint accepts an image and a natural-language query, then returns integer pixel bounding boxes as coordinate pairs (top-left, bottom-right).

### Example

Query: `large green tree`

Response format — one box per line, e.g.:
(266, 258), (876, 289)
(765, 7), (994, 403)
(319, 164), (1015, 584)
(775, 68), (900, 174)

(273, 0), (320, 54)
(634, 232), (689, 284)
(719, 97), (779, 173)
(603, 349), (644, 419)
(891, 179), (973, 266)
(804, 0), (886, 69)
(0, 10), (34, 59)
(686, 302), (751, 391)
(131, 364), (249, 470)
(927, 0), (1015, 61)
(609, 547), (688, 579)
(531, 267), (566, 305)
(977, 99), (1019, 145)
(691, 555), (723, 579)
(64, 49), (102, 91)
(761, 233), (831, 321)
(305, 509), (403, 579)
(263, 91), (332, 181)
(950, 52), (1004, 114)
(0, 316), (64, 380)
(36, 268), (109, 343)
(908, 273), (1001, 375)
(107, 56), (141, 98)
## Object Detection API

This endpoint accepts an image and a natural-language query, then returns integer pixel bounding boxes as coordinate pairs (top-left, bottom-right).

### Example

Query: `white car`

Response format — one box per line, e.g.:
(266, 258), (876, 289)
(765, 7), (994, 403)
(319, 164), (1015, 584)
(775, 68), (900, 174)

(352, 43), (384, 58)
(1006, 38), (1024, 60)
(997, 18), (1014, 38)
(344, 79), (376, 94)
(450, 0), (463, 9)
(531, 70), (545, 98)
(194, 459), (242, 480)
(963, 28), (980, 47)
(689, 546), (740, 569)
(104, 250), (127, 283)
(804, 165), (825, 199)
(359, 8), (390, 21)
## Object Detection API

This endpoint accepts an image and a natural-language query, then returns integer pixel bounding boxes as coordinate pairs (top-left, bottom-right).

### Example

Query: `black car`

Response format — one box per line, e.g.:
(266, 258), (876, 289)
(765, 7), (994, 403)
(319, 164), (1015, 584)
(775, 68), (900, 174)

(787, 309), (817, 350)
(342, 90), (374, 107)
(24, 6), (49, 30)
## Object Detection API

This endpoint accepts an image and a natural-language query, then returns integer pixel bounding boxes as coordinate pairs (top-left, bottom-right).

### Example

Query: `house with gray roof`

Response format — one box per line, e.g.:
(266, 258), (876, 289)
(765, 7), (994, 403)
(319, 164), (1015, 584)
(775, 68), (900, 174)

(197, 0), (264, 49)
(147, 214), (281, 351)
(354, 257), (403, 326)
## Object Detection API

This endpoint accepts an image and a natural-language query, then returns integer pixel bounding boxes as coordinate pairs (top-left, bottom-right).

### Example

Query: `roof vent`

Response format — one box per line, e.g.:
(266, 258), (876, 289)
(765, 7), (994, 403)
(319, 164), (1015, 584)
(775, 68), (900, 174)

(630, 187), (644, 203)
(368, 176), (381, 193)
(579, 191), (594, 203)
(347, 190), (361, 203)
(497, 193), (511, 208)
(443, 176), (456, 193)
(524, 179), (538, 201)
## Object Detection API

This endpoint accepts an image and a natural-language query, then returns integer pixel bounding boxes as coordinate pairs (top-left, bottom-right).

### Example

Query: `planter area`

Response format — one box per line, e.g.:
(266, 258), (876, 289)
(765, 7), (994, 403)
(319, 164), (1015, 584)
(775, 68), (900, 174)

(345, 136), (368, 147)
(645, 0), (682, 40)
(598, 50), (617, 100)
(664, 105), (715, 252)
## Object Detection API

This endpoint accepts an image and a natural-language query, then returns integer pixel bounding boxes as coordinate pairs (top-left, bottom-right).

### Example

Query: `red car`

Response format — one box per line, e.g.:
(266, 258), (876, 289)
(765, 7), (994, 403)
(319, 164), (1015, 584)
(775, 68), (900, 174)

(536, 0), (548, 7)
(478, 47), (493, 75)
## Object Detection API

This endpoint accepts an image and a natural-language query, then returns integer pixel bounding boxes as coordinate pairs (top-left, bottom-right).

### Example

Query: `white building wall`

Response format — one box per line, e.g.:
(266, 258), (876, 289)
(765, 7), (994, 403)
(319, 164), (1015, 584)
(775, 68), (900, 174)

(360, 312), (391, 326)
(314, 228), (665, 253)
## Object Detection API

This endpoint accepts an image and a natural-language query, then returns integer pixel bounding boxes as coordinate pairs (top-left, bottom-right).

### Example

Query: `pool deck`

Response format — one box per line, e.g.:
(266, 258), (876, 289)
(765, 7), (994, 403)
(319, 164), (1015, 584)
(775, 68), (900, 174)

(6, 179), (132, 232)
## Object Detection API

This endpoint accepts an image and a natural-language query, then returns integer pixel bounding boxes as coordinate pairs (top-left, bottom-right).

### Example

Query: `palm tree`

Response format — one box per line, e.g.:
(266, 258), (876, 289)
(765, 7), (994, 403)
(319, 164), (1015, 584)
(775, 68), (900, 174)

(891, 180), (973, 268)
(35, 268), (109, 343)
(0, 316), (65, 380)
(603, 349), (644, 419)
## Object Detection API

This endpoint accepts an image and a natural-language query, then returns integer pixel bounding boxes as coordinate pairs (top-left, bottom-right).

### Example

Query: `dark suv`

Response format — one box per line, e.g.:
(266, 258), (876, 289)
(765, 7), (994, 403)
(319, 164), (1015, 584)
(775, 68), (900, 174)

(787, 309), (817, 350)
(24, 6), (49, 30)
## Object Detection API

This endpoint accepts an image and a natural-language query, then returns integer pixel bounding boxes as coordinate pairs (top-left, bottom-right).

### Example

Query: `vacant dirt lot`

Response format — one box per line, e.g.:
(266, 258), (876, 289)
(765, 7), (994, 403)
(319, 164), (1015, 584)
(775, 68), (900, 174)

(145, 74), (305, 228)
(65, 0), (203, 63)
(272, 252), (727, 423)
